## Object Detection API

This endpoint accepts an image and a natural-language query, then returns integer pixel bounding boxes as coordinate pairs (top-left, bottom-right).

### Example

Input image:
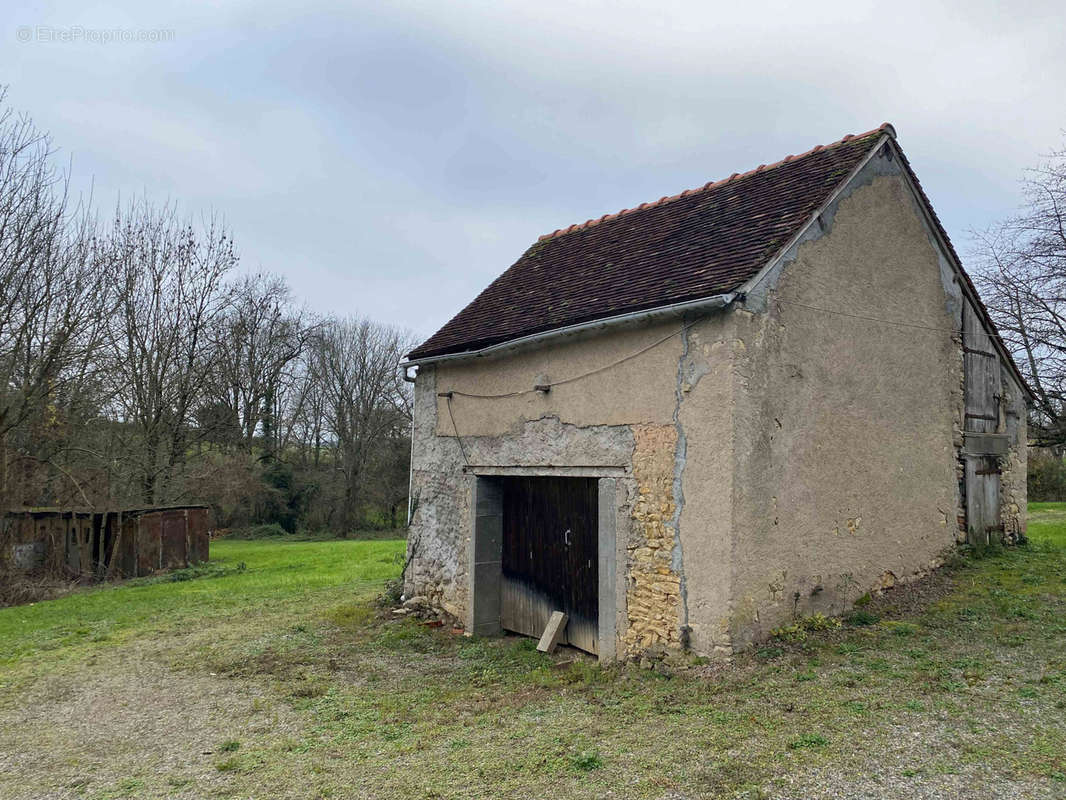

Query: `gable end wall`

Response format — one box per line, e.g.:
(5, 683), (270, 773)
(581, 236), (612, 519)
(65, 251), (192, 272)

(721, 149), (1027, 647)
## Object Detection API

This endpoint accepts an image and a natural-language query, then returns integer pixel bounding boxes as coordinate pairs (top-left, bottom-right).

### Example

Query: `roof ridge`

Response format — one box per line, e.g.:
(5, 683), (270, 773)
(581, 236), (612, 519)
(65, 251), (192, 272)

(536, 123), (895, 242)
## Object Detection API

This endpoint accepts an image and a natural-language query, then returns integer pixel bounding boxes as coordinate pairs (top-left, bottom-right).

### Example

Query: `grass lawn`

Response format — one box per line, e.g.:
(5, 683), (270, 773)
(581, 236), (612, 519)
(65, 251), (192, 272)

(1027, 502), (1066, 548)
(1, 519), (1065, 799)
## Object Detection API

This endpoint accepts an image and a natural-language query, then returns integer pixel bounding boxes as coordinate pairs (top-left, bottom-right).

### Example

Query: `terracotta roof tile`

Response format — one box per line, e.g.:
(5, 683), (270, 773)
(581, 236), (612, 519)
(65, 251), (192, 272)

(408, 125), (893, 360)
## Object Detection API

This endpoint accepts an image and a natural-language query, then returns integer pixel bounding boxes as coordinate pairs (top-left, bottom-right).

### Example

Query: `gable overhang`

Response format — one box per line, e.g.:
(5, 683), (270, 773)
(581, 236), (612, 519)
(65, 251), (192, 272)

(740, 130), (1034, 403)
(889, 143), (1036, 402)
(739, 131), (895, 301)
(401, 291), (738, 370)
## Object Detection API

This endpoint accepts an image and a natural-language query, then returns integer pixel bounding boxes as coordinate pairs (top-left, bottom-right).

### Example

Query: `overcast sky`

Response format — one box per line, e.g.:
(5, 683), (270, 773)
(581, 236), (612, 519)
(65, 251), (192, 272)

(4, 0), (1064, 342)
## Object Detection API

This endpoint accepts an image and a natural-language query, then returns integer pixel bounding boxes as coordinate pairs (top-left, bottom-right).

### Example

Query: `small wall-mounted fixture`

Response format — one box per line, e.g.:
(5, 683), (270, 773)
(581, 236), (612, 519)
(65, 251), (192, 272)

(533, 384), (551, 393)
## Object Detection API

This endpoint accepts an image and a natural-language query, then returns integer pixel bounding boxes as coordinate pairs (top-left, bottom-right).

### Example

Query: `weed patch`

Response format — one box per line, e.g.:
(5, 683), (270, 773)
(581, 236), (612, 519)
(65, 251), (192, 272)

(788, 733), (828, 750)
(846, 609), (880, 626)
(132, 561), (246, 585)
(771, 613), (841, 643)
(569, 750), (603, 772)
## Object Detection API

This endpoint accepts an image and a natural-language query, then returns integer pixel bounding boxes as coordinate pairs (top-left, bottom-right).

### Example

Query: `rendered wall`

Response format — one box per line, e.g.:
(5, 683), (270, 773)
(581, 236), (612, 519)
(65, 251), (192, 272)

(725, 160), (994, 646)
(404, 314), (736, 657)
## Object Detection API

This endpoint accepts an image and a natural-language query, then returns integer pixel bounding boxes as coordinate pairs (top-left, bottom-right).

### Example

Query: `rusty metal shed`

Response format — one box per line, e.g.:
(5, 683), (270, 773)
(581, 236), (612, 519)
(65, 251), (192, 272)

(1, 505), (211, 579)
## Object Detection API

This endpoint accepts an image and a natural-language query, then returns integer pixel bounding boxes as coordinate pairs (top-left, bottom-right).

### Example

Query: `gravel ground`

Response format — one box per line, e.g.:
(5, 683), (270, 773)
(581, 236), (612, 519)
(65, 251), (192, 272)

(0, 644), (310, 800)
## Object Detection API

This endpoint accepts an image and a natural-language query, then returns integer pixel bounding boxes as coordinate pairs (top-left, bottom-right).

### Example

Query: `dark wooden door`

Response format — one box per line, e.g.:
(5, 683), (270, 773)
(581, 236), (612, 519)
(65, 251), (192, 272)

(501, 477), (599, 654)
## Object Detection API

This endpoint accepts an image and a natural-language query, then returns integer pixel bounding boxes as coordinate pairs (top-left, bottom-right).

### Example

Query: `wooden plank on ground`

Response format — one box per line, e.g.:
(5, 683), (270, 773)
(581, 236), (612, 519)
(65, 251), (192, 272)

(537, 611), (569, 653)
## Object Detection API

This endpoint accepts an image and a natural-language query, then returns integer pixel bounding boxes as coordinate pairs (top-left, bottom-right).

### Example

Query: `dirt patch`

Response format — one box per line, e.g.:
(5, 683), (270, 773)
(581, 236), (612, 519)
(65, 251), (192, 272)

(774, 716), (1063, 800)
(862, 561), (961, 619)
(0, 646), (309, 799)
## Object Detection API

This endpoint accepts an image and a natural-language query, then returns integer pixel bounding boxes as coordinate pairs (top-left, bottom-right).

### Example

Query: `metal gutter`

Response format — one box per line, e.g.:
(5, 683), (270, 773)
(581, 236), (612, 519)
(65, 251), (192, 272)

(403, 131), (887, 371)
(401, 291), (739, 369)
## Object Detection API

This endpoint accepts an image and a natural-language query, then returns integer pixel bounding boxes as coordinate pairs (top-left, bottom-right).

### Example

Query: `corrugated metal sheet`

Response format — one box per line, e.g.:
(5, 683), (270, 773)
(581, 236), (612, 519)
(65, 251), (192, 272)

(1, 505), (212, 580)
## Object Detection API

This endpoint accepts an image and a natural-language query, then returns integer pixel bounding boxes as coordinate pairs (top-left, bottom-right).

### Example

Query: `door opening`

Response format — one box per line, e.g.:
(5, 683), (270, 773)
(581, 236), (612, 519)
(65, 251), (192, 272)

(500, 476), (599, 654)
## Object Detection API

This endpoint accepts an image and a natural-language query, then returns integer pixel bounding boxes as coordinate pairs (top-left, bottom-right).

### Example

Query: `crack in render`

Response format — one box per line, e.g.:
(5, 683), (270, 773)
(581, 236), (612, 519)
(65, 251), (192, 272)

(671, 317), (692, 646)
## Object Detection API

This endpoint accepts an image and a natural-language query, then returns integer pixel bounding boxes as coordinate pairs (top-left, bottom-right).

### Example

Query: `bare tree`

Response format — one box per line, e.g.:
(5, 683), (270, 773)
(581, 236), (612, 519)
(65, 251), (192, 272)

(103, 199), (237, 503)
(0, 90), (115, 507)
(0, 91), (417, 532)
(204, 273), (314, 458)
(311, 318), (413, 533)
(973, 140), (1066, 447)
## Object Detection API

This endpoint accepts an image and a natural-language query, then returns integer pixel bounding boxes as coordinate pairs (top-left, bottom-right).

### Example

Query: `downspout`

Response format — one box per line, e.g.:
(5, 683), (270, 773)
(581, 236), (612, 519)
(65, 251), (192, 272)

(402, 364), (417, 527)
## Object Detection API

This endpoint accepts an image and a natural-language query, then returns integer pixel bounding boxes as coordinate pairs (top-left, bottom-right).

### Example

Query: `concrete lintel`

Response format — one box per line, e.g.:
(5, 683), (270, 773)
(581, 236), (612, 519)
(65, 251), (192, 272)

(467, 465), (628, 478)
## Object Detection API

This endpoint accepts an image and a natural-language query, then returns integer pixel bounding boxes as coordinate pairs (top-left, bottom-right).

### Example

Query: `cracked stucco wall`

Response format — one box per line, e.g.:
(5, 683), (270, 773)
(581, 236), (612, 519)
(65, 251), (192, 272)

(405, 317), (735, 656)
(405, 364), (471, 622)
(405, 359), (644, 626)
(430, 320), (680, 437)
(673, 314), (737, 656)
(727, 169), (970, 646)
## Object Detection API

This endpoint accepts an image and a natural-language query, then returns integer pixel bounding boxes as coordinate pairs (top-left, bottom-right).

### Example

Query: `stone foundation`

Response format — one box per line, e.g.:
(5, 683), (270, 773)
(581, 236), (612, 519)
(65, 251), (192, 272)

(998, 369), (1028, 543)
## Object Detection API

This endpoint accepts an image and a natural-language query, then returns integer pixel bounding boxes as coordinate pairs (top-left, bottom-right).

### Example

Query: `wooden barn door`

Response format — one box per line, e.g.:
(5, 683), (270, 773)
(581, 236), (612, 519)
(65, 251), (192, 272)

(965, 456), (1001, 546)
(962, 301), (1003, 545)
(500, 477), (599, 654)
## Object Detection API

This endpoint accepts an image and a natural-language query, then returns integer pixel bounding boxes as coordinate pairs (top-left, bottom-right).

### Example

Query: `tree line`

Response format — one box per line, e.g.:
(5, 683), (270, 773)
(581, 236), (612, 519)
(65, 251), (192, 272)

(0, 91), (414, 534)
(972, 138), (1066, 498)
(973, 138), (1066, 451)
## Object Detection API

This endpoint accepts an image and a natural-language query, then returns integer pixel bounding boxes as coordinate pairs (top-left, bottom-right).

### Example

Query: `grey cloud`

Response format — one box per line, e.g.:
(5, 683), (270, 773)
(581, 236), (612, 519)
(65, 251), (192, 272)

(3, 0), (1064, 338)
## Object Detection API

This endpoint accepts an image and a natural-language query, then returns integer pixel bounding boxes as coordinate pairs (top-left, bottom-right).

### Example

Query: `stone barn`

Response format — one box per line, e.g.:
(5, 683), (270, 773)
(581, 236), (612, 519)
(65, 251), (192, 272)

(401, 124), (1030, 662)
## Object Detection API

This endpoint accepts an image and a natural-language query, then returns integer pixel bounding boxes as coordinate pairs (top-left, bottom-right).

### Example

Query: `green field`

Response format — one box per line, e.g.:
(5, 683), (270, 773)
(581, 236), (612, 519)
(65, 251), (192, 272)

(1027, 502), (1066, 548)
(0, 538), (404, 670)
(1, 516), (1064, 799)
